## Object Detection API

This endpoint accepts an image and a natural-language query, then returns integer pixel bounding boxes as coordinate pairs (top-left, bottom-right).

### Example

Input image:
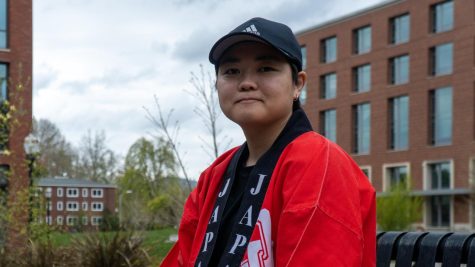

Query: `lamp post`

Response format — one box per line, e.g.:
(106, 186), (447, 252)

(119, 190), (132, 229)
(23, 133), (40, 223)
(23, 133), (40, 179)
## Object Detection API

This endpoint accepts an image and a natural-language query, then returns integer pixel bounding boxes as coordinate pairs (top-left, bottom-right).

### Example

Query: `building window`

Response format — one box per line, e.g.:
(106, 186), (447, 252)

(360, 166), (372, 181)
(431, 1), (453, 33)
(300, 85), (307, 105)
(390, 13), (410, 44)
(57, 216), (63, 225)
(353, 26), (371, 54)
(321, 36), (337, 63)
(45, 187), (52, 198)
(67, 188), (79, 197)
(389, 95), (409, 150)
(82, 202), (88, 211)
(320, 73), (337, 99)
(57, 188), (63, 197)
(0, 0), (7, 48)
(82, 216), (88, 226)
(353, 64), (371, 93)
(91, 189), (103, 198)
(426, 161), (452, 227)
(0, 63), (8, 102)
(47, 201), (52, 211)
(384, 165), (409, 191)
(353, 103), (371, 154)
(57, 201), (63, 211)
(82, 188), (88, 198)
(92, 202), (104, 211)
(67, 216), (78, 226)
(429, 87), (452, 145)
(301, 46), (307, 70)
(320, 109), (336, 143)
(430, 43), (453, 76)
(66, 201), (79, 211)
(45, 216), (52, 225)
(91, 216), (103, 226)
(389, 54), (409, 85)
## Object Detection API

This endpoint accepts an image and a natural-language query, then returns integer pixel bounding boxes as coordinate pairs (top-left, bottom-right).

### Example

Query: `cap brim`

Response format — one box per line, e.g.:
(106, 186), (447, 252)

(209, 33), (271, 65)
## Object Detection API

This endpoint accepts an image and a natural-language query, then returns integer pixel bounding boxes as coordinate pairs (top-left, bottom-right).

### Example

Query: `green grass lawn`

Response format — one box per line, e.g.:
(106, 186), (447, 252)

(48, 228), (177, 266)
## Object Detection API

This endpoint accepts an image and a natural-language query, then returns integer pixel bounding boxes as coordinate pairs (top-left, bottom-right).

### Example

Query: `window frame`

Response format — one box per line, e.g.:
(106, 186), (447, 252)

(430, 0), (454, 33)
(91, 188), (104, 198)
(320, 72), (337, 99)
(320, 109), (337, 143)
(389, 54), (410, 85)
(389, 13), (410, 44)
(66, 188), (79, 198)
(429, 42), (453, 76)
(320, 36), (337, 63)
(352, 102), (371, 154)
(66, 201), (79, 211)
(353, 25), (371, 54)
(352, 63), (371, 93)
(429, 86), (452, 146)
(388, 95), (409, 150)
(383, 162), (410, 192)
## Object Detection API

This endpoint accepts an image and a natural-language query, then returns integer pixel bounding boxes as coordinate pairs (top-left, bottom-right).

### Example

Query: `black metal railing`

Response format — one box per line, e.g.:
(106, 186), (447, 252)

(377, 232), (475, 266)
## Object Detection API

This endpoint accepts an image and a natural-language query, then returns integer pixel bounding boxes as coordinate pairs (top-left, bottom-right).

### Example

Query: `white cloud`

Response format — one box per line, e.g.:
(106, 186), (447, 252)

(33, 0), (388, 179)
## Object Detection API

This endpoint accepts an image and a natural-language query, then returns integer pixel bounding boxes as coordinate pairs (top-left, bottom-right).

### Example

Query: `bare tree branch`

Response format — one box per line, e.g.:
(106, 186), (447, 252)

(144, 96), (192, 192)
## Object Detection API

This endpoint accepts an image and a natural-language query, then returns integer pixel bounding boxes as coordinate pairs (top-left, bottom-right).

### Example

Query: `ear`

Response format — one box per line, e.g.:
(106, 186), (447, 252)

(293, 71), (307, 99)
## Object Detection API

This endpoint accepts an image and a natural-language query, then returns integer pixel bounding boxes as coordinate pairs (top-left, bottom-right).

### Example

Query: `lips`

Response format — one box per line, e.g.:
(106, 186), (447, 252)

(235, 97), (262, 103)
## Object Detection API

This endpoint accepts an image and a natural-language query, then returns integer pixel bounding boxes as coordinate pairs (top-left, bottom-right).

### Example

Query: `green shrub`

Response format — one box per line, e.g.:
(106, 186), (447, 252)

(72, 231), (151, 267)
(377, 182), (423, 231)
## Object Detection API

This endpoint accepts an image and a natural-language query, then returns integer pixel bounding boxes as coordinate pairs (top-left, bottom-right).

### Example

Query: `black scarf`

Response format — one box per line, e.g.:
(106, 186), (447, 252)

(195, 109), (313, 267)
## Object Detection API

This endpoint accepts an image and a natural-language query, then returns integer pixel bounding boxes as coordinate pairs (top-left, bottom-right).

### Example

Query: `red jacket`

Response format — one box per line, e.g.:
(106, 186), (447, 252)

(161, 132), (376, 267)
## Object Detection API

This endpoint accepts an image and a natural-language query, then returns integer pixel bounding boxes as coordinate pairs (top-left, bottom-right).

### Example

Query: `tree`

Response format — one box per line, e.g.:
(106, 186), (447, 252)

(186, 64), (230, 159)
(377, 182), (422, 231)
(75, 130), (117, 183)
(32, 118), (77, 178)
(117, 137), (186, 228)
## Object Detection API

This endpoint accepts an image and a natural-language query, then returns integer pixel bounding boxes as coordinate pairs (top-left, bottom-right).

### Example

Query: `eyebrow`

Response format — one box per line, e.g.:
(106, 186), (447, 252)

(219, 54), (284, 65)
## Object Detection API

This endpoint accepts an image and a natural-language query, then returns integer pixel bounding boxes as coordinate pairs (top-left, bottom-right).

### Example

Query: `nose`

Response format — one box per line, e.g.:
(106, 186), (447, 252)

(238, 71), (257, 91)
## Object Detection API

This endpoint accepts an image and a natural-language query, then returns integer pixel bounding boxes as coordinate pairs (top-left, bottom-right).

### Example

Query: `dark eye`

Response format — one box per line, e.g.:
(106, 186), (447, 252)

(258, 66), (275, 72)
(223, 68), (239, 75)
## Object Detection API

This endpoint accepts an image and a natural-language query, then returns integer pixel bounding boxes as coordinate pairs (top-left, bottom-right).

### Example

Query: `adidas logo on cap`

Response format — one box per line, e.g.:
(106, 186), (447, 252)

(242, 24), (260, 36)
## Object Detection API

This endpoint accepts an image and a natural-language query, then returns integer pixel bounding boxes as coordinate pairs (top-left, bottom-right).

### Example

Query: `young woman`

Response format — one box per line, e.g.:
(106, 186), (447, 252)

(161, 17), (376, 267)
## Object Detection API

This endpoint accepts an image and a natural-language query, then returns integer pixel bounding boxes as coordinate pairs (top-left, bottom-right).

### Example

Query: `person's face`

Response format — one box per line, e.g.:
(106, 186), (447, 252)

(216, 42), (304, 129)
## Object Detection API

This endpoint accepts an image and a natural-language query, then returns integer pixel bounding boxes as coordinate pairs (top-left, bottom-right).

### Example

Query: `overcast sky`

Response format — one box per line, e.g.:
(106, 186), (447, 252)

(33, 0), (386, 179)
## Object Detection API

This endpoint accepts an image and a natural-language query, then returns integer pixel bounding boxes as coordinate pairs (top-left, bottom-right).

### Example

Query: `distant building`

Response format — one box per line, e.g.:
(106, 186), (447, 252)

(297, 0), (475, 231)
(0, 0), (33, 246)
(37, 178), (117, 230)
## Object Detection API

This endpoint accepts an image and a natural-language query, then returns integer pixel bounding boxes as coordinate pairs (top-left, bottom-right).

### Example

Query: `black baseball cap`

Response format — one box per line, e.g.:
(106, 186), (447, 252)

(209, 17), (303, 71)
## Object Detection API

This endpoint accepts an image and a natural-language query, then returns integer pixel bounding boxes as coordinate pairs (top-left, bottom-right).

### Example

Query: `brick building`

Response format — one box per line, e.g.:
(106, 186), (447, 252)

(0, 0), (33, 247)
(297, 0), (475, 230)
(38, 178), (117, 230)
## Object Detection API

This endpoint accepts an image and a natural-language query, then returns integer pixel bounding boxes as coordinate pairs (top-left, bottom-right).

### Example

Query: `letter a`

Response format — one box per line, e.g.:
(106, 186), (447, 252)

(239, 205), (253, 226)
(229, 234), (247, 254)
(250, 174), (266, 195)
(209, 205), (219, 224)
(218, 178), (231, 197)
(202, 232), (214, 252)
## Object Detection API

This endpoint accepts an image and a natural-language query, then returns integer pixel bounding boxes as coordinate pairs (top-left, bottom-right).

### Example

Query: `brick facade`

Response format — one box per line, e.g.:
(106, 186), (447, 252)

(297, 0), (475, 230)
(38, 178), (117, 230)
(0, 0), (33, 248)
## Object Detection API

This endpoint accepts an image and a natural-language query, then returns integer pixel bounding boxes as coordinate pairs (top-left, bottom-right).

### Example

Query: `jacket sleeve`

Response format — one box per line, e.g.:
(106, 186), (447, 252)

(274, 139), (376, 267)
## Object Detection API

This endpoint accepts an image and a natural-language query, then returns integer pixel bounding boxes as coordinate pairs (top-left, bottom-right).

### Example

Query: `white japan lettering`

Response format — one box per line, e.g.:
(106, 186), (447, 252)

(209, 205), (220, 224)
(250, 174), (267, 195)
(239, 205), (253, 227)
(229, 234), (247, 254)
(202, 232), (214, 252)
(218, 178), (231, 197)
